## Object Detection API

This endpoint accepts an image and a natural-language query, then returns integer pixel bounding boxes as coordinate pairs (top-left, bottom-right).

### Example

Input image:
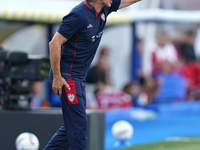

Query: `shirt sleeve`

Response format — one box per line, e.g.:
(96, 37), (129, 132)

(105, 0), (121, 15)
(58, 12), (84, 40)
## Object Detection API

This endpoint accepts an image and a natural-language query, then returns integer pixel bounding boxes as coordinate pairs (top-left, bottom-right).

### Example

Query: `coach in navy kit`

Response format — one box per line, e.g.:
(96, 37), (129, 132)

(44, 0), (141, 149)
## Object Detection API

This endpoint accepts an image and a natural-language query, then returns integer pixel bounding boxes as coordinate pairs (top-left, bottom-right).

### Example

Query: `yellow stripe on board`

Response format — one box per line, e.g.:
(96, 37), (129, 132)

(1, 10), (9, 20)
(0, 9), (131, 25)
(21, 11), (28, 21)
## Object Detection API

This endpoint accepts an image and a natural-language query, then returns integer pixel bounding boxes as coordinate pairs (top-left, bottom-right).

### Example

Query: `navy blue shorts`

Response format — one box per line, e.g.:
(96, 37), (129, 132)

(43, 71), (88, 150)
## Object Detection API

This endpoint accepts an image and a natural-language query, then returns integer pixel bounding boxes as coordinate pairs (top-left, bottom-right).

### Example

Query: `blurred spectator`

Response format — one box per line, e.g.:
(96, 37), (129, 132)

(95, 78), (132, 110)
(170, 31), (183, 56)
(180, 61), (200, 100)
(139, 76), (159, 105)
(179, 30), (196, 63)
(123, 81), (141, 106)
(29, 81), (43, 108)
(177, 30), (200, 100)
(151, 29), (179, 75)
(86, 47), (113, 109)
(154, 61), (187, 102)
(29, 81), (51, 108)
(123, 77), (159, 107)
(86, 47), (112, 85)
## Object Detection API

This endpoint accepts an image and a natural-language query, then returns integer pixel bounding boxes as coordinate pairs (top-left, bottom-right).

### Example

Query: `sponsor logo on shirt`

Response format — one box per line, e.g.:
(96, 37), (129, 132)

(96, 31), (103, 38)
(101, 13), (105, 21)
(92, 36), (95, 42)
(91, 30), (104, 42)
(87, 24), (93, 28)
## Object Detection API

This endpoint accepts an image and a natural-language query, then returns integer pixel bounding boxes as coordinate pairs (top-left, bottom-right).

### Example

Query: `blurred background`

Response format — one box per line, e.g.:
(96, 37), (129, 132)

(0, 0), (200, 150)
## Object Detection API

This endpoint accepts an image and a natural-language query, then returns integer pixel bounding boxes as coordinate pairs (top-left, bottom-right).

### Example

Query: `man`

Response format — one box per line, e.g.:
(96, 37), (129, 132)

(179, 30), (196, 63)
(44, 0), (141, 149)
(86, 47), (112, 85)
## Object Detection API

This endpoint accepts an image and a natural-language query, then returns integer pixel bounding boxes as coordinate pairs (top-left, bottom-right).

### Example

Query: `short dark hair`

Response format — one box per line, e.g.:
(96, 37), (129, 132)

(0, 47), (4, 51)
(100, 47), (110, 56)
(185, 30), (195, 37)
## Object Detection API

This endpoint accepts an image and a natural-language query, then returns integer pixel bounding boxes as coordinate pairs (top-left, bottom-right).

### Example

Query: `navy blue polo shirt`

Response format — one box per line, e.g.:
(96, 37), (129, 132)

(57, 0), (121, 80)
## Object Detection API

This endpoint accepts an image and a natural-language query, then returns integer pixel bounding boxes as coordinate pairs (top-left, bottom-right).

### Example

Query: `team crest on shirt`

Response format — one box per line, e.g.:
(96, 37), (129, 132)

(101, 13), (105, 21)
(67, 93), (75, 102)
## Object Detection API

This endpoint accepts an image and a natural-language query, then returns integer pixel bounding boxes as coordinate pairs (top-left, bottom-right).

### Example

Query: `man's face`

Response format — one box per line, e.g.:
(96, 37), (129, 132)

(100, 0), (112, 7)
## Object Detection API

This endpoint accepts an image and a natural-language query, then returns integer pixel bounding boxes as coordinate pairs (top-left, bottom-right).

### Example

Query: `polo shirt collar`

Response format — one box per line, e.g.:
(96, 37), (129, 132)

(84, 0), (97, 14)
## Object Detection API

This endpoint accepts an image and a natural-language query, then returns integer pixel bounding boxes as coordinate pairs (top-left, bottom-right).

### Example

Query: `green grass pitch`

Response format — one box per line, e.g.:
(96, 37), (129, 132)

(118, 137), (200, 150)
